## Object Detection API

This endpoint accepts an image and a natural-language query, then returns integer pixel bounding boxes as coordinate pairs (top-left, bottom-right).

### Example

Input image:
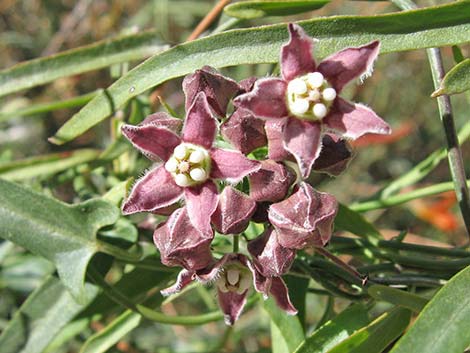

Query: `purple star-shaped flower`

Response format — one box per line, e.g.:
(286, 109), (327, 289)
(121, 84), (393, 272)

(234, 23), (391, 178)
(121, 92), (260, 234)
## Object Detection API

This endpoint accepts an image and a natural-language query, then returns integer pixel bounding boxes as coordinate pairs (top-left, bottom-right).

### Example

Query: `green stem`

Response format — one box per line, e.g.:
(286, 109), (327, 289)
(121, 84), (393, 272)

(0, 90), (100, 122)
(369, 275), (446, 287)
(233, 235), (239, 253)
(392, 0), (470, 238)
(351, 179), (470, 212)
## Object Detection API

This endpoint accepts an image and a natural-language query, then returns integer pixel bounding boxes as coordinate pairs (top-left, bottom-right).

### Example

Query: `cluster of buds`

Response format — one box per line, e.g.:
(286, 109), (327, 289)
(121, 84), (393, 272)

(121, 24), (390, 325)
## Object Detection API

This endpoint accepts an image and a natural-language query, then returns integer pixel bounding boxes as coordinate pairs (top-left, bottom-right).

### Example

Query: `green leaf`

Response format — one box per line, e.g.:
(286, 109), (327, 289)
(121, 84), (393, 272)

(327, 307), (411, 353)
(0, 275), (99, 353)
(0, 30), (167, 97)
(224, 0), (329, 19)
(294, 304), (370, 353)
(368, 285), (428, 313)
(432, 58), (470, 97)
(389, 265), (470, 353)
(50, 1), (470, 144)
(335, 204), (382, 242)
(264, 297), (305, 352)
(0, 179), (119, 302)
(0, 149), (100, 181)
(285, 275), (310, 330)
(80, 311), (141, 353)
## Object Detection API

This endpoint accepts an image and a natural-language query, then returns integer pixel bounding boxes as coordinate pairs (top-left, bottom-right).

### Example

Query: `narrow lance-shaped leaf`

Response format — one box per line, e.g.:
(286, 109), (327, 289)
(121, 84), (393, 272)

(432, 58), (470, 97)
(224, 0), (329, 19)
(0, 178), (119, 303)
(0, 30), (168, 97)
(50, 1), (470, 144)
(368, 284), (429, 313)
(389, 265), (470, 353)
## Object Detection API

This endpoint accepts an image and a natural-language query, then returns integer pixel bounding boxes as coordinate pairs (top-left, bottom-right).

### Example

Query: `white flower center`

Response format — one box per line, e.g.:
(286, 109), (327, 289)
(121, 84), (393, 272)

(286, 72), (336, 121)
(216, 264), (252, 294)
(165, 143), (211, 187)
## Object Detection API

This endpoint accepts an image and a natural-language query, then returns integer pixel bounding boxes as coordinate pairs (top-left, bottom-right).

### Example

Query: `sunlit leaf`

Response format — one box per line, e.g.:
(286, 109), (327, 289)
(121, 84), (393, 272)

(224, 0), (329, 19)
(432, 58), (470, 97)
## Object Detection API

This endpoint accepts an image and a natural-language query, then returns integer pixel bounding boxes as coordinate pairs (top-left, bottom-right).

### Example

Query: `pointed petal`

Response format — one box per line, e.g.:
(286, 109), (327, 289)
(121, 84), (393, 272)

(238, 77), (258, 93)
(217, 289), (248, 325)
(324, 97), (391, 139)
(248, 228), (296, 277)
(185, 181), (218, 234)
(182, 92), (217, 149)
(281, 23), (316, 81)
(249, 160), (295, 202)
(268, 182), (338, 249)
(233, 78), (288, 119)
(122, 166), (183, 214)
(283, 118), (323, 178)
(183, 66), (240, 117)
(210, 148), (260, 182)
(121, 124), (181, 161)
(153, 208), (214, 271)
(313, 134), (353, 176)
(212, 187), (256, 235)
(140, 112), (183, 132)
(269, 277), (297, 315)
(220, 108), (267, 155)
(265, 119), (291, 161)
(318, 41), (380, 92)
(161, 269), (195, 296)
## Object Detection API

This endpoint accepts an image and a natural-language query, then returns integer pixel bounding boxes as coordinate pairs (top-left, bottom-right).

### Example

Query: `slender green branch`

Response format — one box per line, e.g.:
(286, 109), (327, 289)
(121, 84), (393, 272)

(369, 275), (446, 287)
(392, 0), (470, 237)
(233, 235), (240, 253)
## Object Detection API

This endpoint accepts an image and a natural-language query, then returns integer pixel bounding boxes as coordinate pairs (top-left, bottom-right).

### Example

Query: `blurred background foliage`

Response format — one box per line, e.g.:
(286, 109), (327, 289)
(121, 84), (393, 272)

(0, 0), (469, 352)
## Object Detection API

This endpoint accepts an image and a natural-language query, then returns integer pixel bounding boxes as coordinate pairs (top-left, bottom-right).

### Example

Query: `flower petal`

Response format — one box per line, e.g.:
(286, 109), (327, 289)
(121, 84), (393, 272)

(184, 180), (219, 234)
(312, 134), (353, 176)
(220, 108), (267, 155)
(182, 92), (217, 149)
(281, 23), (316, 81)
(183, 66), (240, 117)
(217, 289), (248, 326)
(212, 187), (256, 235)
(283, 118), (323, 178)
(269, 277), (297, 315)
(140, 112), (183, 131)
(318, 40), (380, 92)
(233, 78), (288, 119)
(210, 148), (260, 182)
(268, 182), (338, 249)
(121, 124), (181, 161)
(324, 97), (391, 139)
(122, 165), (183, 215)
(160, 269), (195, 296)
(248, 227), (296, 277)
(249, 160), (295, 202)
(153, 207), (214, 271)
(265, 119), (291, 161)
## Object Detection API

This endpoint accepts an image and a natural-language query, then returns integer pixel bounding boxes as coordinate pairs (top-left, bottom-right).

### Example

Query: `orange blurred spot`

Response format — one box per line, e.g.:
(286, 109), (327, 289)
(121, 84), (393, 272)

(410, 191), (458, 232)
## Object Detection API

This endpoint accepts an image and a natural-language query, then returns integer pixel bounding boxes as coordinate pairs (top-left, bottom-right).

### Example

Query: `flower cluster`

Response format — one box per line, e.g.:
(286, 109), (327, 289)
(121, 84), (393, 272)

(121, 23), (390, 325)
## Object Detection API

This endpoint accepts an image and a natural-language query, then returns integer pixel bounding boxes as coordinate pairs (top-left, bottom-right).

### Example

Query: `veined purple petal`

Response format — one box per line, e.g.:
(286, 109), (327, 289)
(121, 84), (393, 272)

(212, 187), (256, 235)
(233, 78), (288, 119)
(268, 182), (338, 249)
(218, 289), (248, 326)
(183, 66), (240, 117)
(161, 269), (195, 296)
(185, 180), (219, 235)
(283, 118), (323, 179)
(248, 228), (296, 277)
(265, 119), (291, 161)
(210, 148), (260, 182)
(182, 92), (217, 149)
(121, 124), (181, 161)
(249, 160), (295, 202)
(122, 165), (183, 215)
(140, 112), (182, 132)
(324, 97), (391, 139)
(313, 134), (353, 176)
(318, 41), (380, 92)
(269, 277), (297, 315)
(220, 108), (267, 155)
(281, 23), (316, 81)
(153, 207), (214, 271)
